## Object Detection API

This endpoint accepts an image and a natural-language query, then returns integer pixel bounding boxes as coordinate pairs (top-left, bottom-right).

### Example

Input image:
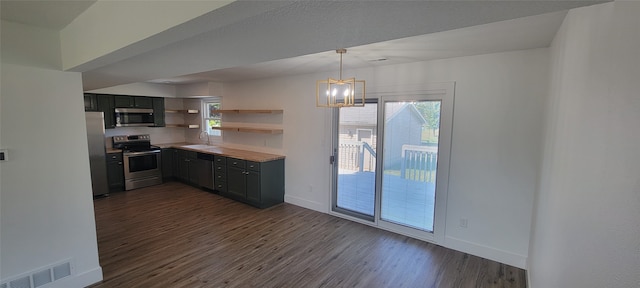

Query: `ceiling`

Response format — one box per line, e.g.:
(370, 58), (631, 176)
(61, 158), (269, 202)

(149, 10), (569, 84)
(0, 0), (96, 30)
(0, 1), (608, 90)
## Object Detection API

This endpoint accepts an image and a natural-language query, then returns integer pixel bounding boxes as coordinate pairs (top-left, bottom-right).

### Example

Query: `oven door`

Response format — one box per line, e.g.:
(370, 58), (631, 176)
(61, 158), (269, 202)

(123, 150), (162, 189)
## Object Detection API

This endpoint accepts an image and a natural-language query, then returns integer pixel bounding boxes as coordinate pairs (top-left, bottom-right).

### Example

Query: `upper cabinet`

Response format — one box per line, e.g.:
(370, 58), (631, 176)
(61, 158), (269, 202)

(84, 93), (163, 129)
(152, 97), (165, 127)
(84, 94), (98, 111)
(113, 95), (153, 109)
(96, 95), (116, 129)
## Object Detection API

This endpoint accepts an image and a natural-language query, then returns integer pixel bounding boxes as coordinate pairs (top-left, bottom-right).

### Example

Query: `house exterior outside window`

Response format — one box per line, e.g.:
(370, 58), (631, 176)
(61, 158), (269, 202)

(202, 98), (222, 138)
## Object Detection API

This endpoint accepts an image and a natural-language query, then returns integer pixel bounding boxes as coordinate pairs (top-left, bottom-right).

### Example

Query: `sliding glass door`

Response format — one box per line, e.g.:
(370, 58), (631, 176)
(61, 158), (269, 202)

(333, 101), (378, 221)
(379, 100), (440, 232)
(331, 83), (454, 243)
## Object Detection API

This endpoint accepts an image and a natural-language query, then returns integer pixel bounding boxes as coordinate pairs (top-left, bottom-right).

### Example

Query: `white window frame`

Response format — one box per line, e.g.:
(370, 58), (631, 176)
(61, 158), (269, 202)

(202, 97), (222, 141)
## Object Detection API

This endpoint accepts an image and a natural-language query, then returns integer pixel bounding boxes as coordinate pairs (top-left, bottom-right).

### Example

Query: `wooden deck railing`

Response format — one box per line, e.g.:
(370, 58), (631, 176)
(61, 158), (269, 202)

(339, 143), (437, 182)
(401, 145), (438, 183)
(339, 142), (376, 172)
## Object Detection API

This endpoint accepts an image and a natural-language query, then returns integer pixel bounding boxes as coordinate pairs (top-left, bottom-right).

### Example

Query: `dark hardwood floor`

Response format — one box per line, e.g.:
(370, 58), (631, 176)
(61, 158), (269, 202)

(90, 182), (526, 288)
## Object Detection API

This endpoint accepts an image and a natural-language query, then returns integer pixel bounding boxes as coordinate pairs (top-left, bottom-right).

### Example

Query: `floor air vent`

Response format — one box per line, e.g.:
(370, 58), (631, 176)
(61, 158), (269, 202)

(1, 260), (72, 288)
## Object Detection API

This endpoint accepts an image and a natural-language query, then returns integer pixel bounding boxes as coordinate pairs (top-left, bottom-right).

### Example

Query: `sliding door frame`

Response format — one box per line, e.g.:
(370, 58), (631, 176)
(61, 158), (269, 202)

(329, 82), (455, 245)
(330, 98), (378, 222)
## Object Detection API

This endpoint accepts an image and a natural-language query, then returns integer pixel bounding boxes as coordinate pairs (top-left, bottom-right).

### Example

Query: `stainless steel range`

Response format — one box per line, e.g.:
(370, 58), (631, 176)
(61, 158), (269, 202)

(112, 134), (162, 190)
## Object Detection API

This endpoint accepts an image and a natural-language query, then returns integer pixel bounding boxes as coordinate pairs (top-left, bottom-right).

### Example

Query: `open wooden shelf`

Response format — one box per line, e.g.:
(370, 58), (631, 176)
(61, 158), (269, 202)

(211, 126), (283, 134)
(215, 109), (283, 114)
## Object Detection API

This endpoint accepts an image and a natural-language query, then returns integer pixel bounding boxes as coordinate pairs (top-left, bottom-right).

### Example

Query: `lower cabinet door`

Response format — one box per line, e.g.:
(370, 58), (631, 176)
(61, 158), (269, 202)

(106, 160), (124, 191)
(161, 149), (174, 178)
(226, 166), (247, 199)
(246, 170), (261, 205)
(188, 159), (199, 185)
(177, 157), (189, 182)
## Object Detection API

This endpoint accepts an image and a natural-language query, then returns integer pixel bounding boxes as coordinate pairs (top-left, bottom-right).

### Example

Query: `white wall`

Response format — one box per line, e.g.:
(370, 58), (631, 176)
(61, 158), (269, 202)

(0, 20), (61, 70)
(528, 2), (640, 287)
(0, 21), (102, 287)
(0, 65), (103, 286)
(222, 48), (549, 268)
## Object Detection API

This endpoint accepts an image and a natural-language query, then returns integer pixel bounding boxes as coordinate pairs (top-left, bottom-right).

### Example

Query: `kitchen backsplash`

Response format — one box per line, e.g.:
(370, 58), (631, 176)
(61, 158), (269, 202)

(104, 127), (187, 148)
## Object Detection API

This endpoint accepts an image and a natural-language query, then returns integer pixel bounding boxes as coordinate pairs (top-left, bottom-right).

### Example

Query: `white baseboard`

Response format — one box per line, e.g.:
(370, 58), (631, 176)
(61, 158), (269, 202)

(53, 266), (103, 288)
(444, 236), (527, 269)
(284, 195), (327, 213)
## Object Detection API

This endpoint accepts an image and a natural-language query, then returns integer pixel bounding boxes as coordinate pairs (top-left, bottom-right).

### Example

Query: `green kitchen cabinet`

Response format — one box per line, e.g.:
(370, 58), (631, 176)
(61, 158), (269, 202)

(96, 94), (116, 129)
(220, 157), (284, 208)
(214, 156), (227, 193)
(114, 95), (153, 109)
(175, 149), (199, 186)
(106, 152), (124, 192)
(152, 97), (165, 127)
(226, 159), (247, 199)
(84, 93), (98, 111)
(161, 148), (175, 179)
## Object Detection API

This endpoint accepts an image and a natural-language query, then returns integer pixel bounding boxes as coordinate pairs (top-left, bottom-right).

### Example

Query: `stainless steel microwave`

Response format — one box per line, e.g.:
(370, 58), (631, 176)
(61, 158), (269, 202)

(114, 108), (154, 127)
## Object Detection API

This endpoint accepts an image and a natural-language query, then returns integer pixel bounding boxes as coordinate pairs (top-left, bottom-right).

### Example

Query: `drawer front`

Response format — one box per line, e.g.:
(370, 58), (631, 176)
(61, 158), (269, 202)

(228, 158), (246, 168)
(214, 155), (227, 165)
(214, 164), (226, 174)
(177, 149), (197, 159)
(214, 164), (227, 181)
(247, 161), (260, 172)
(107, 153), (123, 162)
(215, 172), (227, 183)
(215, 181), (227, 193)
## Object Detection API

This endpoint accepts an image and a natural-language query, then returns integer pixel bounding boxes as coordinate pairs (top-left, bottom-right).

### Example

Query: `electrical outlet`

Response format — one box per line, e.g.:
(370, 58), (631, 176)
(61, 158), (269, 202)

(459, 218), (468, 228)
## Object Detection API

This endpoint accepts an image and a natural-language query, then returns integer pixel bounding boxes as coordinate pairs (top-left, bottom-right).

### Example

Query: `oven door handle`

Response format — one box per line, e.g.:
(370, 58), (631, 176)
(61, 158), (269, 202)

(124, 150), (161, 156)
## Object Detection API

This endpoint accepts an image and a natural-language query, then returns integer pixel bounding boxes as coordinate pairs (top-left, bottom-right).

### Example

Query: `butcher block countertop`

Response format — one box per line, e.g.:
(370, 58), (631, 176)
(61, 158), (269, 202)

(155, 143), (285, 162)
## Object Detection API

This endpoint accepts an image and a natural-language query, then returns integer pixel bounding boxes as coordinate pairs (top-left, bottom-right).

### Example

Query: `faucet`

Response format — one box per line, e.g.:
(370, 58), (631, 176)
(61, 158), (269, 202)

(198, 130), (210, 145)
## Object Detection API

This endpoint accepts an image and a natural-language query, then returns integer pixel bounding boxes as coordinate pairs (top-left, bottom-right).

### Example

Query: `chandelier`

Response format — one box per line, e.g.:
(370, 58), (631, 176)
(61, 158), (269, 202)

(316, 49), (365, 108)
